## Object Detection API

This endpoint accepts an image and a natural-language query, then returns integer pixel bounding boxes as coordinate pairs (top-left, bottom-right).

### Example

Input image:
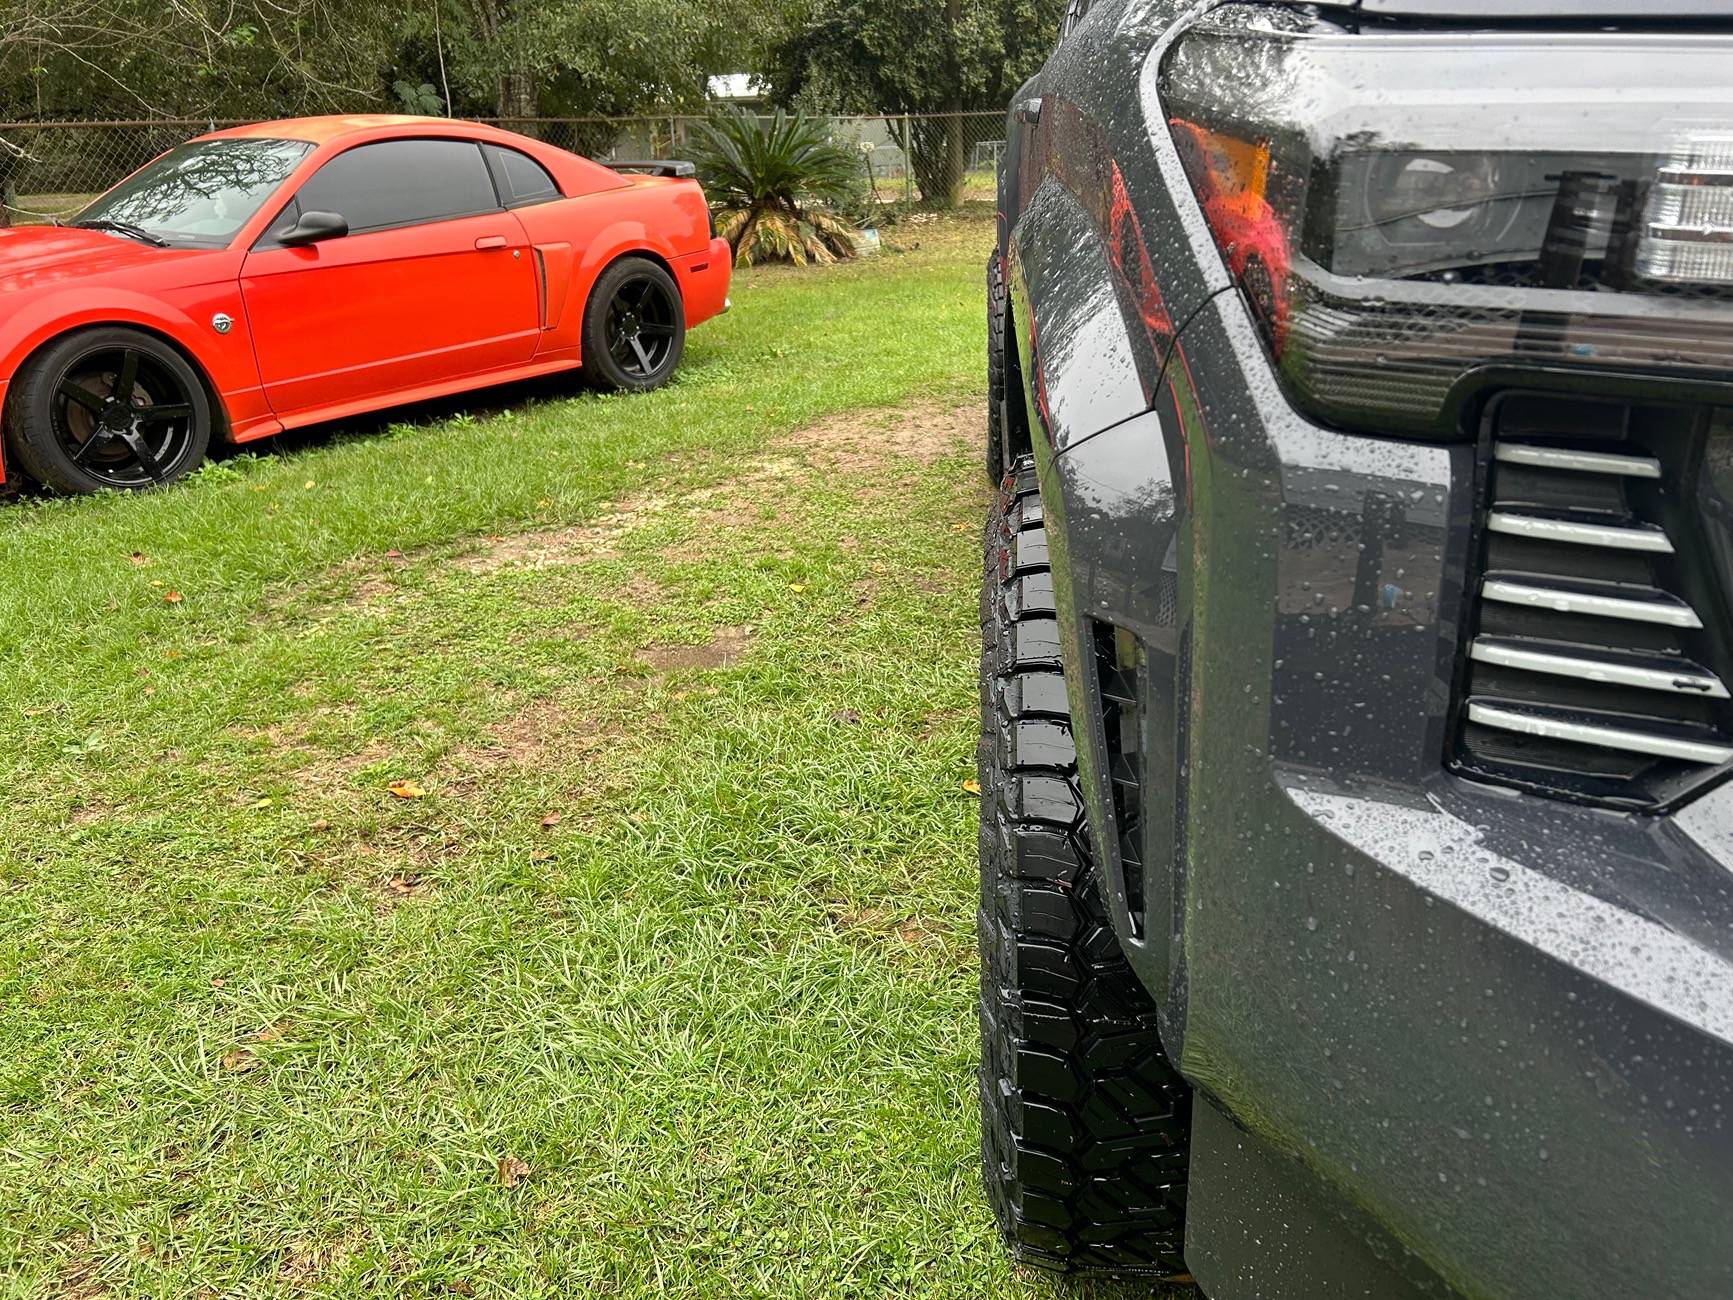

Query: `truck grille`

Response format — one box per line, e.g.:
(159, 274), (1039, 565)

(1453, 390), (1733, 810)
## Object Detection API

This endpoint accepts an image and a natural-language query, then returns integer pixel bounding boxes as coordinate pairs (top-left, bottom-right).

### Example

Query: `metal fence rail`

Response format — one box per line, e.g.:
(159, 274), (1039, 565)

(0, 111), (1006, 225)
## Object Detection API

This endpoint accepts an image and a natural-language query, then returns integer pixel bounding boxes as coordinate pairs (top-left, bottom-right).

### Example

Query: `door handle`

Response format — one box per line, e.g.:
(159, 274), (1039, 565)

(1016, 96), (1042, 125)
(475, 235), (509, 250)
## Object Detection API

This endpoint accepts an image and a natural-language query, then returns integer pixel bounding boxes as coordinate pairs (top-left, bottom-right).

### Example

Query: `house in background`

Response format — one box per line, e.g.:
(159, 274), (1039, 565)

(705, 75), (769, 109)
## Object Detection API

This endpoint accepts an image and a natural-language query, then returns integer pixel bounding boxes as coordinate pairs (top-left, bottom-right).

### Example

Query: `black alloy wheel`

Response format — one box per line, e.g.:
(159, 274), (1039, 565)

(581, 256), (687, 392)
(5, 326), (212, 494)
(607, 275), (679, 379)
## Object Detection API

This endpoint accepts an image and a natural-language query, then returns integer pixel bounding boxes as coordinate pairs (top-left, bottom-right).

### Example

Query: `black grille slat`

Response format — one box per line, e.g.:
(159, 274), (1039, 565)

(1494, 464), (1631, 519)
(1484, 534), (1658, 582)
(1452, 391), (1733, 808)
(1476, 597), (1688, 655)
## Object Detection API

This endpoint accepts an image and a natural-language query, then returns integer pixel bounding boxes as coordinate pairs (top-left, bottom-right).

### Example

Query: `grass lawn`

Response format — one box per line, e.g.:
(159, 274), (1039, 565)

(0, 208), (1172, 1299)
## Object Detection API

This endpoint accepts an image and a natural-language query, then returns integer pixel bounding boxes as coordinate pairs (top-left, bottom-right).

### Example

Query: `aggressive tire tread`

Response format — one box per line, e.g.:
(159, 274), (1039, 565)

(978, 458), (1191, 1277)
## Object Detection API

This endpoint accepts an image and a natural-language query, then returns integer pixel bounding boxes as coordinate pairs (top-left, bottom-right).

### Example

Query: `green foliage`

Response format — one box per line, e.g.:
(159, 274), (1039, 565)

(392, 79), (445, 115)
(694, 108), (864, 266)
(0, 0), (803, 126)
(766, 0), (1064, 204)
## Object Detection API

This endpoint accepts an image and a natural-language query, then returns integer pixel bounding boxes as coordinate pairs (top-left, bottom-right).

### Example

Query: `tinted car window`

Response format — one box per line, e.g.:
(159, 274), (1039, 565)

(484, 144), (562, 206)
(78, 138), (312, 247)
(293, 139), (499, 234)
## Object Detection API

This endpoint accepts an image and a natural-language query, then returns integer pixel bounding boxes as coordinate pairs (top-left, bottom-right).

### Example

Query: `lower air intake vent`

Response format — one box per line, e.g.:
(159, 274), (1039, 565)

(1094, 621), (1145, 932)
(1453, 390), (1733, 810)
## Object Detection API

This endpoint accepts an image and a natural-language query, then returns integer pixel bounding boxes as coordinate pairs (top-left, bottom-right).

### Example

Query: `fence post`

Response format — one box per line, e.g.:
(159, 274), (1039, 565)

(901, 113), (913, 206)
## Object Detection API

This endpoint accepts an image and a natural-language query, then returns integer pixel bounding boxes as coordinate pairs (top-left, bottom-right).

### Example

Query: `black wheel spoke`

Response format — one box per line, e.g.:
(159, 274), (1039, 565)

(629, 336), (654, 374)
(609, 329), (631, 360)
(118, 430), (164, 480)
(69, 430), (111, 465)
(135, 403), (192, 424)
(115, 350), (140, 405)
(639, 322), (675, 338)
(57, 380), (106, 415)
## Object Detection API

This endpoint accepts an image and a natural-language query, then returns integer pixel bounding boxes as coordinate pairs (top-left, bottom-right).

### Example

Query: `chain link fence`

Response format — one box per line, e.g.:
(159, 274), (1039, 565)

(0, 111), (1006, 226)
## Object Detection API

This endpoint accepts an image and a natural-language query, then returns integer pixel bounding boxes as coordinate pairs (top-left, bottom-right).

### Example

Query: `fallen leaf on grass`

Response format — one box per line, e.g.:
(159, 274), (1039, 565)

(163, 590), (183, 604)
(831, 709), (862, 724)
(129, 551), (149, 567)
(789, 582), (808, 592)
(539, 812), (562, 828)
(386, 780), (426, 800)
(497, 1155), (530, 1188)
(221, 1049), (258, 1074)
(310, 819), (330, 832)
(303, 480), (316, 490)
(963, 778), (981, 795)
(249, 796), (273, 810)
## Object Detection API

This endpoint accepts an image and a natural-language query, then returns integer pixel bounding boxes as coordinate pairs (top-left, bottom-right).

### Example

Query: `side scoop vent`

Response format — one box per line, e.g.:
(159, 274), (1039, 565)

(1453, 391), (1733, 809)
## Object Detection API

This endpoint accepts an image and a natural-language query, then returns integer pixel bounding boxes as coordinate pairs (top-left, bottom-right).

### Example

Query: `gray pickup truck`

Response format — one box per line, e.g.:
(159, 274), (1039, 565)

(978, 2), (1733, 1296)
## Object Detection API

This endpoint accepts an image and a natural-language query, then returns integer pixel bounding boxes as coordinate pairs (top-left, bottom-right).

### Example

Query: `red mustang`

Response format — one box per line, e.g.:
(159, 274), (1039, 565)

(0, 115), (732, 493)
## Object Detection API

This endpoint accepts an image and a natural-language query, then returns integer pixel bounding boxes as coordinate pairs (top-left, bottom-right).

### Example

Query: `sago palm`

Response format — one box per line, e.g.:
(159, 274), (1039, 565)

(694, 108), (864, 267)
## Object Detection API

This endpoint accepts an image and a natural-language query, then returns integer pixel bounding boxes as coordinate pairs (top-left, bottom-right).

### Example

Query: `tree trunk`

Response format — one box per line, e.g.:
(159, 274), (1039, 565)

(934, 0), (965, 208)
(910, 118), (965, 209)
(496, 67), (535, 120)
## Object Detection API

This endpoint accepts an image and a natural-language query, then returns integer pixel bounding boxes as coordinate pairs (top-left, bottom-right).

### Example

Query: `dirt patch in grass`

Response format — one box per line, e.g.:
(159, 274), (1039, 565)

(454, 492), (674, 575)
(783, 400), (980, 472)
(277, 1231), (364, 1286)
(641, 625), (754, 673)
(829, 904), (967, 962)
(657, 400), (982, 562)
(371, 871), (431, 911)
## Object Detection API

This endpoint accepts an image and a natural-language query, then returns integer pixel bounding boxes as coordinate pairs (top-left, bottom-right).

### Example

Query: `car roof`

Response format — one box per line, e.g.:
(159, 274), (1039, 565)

(200, 115), (496, 146)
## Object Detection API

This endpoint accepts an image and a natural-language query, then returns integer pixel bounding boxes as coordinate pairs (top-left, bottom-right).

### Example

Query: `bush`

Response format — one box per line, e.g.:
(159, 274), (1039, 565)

(693, 108), (864, 267)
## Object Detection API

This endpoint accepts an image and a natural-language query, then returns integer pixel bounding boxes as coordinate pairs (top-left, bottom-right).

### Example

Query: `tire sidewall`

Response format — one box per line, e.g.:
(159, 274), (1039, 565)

(6, 326), (212, 495)
(582, 257), (687, 393)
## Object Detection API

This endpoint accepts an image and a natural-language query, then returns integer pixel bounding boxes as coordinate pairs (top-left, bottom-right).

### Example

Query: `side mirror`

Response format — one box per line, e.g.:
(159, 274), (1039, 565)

(278, 210), (348, 247)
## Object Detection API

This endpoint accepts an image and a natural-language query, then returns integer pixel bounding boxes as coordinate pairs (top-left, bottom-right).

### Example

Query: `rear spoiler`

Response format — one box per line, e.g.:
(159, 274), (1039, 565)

(599, 160), (697, 178)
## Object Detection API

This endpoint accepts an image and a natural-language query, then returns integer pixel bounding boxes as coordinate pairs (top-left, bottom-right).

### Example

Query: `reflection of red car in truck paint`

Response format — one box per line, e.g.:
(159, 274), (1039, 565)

(1167, 118), (1292, 345)
(0, 115), (731, 494)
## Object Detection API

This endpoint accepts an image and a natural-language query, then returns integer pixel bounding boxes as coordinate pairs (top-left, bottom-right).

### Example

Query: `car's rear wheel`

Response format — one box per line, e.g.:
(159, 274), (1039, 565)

(979, 458), (1192, 1277)
(4, 327), (211, 494)
(581, 256), (686, 392)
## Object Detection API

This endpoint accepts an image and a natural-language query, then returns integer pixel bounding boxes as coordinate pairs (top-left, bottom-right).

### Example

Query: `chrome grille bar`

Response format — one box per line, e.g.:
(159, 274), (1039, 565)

(1468, 703), (1733, 766)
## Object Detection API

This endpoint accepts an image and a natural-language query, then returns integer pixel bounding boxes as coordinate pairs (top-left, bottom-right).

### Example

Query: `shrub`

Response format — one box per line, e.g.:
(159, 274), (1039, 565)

(694, 108), (864, 267)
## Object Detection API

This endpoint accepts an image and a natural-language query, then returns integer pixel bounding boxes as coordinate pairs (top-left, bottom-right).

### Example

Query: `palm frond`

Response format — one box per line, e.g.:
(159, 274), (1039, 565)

(695, 108), (865, 266)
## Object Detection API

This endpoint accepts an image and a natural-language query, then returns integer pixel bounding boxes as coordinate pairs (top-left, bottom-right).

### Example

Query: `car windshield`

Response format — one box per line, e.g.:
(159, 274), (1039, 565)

(75, 137), (313, 247)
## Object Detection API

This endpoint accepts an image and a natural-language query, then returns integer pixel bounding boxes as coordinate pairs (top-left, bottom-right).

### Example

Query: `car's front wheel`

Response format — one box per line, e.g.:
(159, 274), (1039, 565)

(4, 326), (213, 495)
(979, 458), (1193, 1277)
(581, 256), (686, 393)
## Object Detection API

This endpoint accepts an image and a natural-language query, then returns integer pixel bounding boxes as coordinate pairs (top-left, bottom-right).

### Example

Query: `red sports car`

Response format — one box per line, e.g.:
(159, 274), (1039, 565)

(0, 115), (732, 493)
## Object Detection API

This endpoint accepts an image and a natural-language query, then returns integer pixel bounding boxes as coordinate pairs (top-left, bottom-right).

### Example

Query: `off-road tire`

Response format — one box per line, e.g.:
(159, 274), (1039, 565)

(986, 254), (1008, 484)
(978, 458), (1192, 1276)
